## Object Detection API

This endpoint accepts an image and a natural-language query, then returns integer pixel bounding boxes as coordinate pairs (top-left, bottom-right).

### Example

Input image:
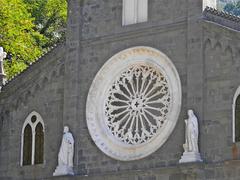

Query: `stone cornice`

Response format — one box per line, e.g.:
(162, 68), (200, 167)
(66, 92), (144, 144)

(203, 7), (240, 31)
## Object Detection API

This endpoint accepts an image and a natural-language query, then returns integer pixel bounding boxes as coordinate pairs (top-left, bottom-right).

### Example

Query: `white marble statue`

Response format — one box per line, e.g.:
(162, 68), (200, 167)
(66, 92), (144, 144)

(0, 47), (7, 61)
(179, 110), (202, 163)
(183, 109), (199, 153)
(53, 126), (74, 176)
(0, 47), (7, 89)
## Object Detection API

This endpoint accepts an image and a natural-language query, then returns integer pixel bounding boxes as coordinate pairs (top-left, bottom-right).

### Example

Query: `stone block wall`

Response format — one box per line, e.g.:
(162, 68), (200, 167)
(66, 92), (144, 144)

(81, 0), (188, 40)
(2, 0), (240, 179)
(76, 26), (188, 175)
(202, 21), (240, 163)
(64, 0), (191, 176)
(0, 44), (66, 179)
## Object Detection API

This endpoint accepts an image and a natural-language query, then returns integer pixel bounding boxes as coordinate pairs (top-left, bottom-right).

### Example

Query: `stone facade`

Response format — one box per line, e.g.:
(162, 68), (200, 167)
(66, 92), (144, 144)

(1, 0), (240, 179)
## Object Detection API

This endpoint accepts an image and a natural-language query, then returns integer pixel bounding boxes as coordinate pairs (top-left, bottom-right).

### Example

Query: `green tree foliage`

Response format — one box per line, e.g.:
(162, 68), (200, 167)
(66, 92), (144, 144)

(24, 0), (67, 48)
(224, 1), (240, 16)
(0, 0), (67, 79)
(0, 0), (44, 78)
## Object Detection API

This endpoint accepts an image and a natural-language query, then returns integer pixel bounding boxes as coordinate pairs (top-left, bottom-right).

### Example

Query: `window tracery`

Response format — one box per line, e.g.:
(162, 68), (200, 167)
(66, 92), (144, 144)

(21, 111), (44, 166)
(105, 64), (171, 145)
(86, 46), (182, 161)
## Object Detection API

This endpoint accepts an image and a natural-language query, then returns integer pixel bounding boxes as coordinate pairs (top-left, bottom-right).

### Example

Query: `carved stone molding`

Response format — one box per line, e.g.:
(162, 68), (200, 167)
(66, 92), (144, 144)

(86, 46), (182, 161)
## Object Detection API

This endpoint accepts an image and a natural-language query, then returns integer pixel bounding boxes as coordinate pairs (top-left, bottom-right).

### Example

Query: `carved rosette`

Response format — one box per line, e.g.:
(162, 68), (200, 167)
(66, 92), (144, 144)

(86, 46), (181, 161)
(105, 65), (171, 145)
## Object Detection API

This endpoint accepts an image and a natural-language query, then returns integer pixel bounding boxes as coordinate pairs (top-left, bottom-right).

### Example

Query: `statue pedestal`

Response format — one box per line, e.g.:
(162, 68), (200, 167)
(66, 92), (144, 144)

(179, 152), (202, 163)
(53, 165), (74, 176)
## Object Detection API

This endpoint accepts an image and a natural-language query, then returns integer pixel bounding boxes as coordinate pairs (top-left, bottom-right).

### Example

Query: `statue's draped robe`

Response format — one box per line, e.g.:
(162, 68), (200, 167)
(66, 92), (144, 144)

(187, 113), (199, 152)
(58, 132), (74, 167)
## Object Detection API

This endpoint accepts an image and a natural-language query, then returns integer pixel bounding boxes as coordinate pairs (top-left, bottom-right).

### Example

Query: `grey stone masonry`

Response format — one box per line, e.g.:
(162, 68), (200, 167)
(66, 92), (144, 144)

(1, 0), (240, 179)
(0, 43), (66, 179)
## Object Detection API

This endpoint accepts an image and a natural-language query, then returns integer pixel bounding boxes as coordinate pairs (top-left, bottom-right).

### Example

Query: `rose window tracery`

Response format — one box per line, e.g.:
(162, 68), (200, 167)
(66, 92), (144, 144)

(86, 47), (182, 161)
(105, 65), (171, 145)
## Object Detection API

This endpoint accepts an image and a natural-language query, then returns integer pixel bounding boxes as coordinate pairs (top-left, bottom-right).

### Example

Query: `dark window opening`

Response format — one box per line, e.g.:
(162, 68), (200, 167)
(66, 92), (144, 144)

(31, 115), (37, 123)
(34, 123), (44, 164)
(23, 124), (32, 165)
(235, 96), (240, 142)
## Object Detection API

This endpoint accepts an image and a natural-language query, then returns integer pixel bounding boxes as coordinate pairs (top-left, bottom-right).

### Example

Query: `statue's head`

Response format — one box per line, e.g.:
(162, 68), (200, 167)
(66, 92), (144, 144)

(0, 47), (7, 60)
(64, 126), (69, 133)
(188, 109), (194, 117)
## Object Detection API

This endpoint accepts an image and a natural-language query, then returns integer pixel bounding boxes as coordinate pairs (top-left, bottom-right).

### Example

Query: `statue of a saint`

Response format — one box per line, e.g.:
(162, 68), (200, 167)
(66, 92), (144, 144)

(0, 47), (7, 90)
(53, 126), (74, 176)
(179, 109), (202, 163)
(183, 109), (199, 153)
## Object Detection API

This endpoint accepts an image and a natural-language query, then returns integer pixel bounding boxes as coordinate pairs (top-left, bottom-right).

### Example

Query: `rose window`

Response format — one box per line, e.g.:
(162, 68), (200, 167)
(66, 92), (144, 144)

(105, 65), (171, 145)
(86, 47), (181, 161)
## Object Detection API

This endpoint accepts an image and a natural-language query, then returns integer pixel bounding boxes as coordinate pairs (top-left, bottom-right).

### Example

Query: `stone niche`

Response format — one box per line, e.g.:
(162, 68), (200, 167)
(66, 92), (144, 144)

(86, 46), (182, 161)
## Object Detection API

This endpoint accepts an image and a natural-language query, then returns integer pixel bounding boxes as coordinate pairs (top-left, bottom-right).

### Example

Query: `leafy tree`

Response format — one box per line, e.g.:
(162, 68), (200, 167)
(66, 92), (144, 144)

(224, 1), (240, 16)
(0, 0), (67, 79)
(0, 0), (44, 78)
(24, 0), (67, 48)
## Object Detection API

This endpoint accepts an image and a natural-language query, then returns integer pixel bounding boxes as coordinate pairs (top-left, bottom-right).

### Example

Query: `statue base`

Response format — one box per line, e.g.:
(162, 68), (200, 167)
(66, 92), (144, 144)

(179, 151), (203, 163)
(53, 165), (74, 176)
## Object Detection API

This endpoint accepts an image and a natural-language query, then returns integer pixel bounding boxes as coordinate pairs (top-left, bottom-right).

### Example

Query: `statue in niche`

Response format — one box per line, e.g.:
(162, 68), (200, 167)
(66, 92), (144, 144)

(183, 109), (199, 153)
(179, 109), (202, 163)
(53, 126), (74, 176)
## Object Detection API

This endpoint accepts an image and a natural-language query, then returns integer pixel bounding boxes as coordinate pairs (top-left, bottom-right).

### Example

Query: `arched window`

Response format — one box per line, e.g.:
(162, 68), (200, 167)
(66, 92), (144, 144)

(21, 112), (45, 166)
(235, 96), (240, 142)
(23, 124), (32, 165)
(233, 87), (240, 142)
(35, 123), (44, 164)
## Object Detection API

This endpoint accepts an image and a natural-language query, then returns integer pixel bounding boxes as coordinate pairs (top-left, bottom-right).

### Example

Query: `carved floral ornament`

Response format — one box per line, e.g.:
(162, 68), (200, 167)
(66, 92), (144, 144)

(86, 46), (182, 161)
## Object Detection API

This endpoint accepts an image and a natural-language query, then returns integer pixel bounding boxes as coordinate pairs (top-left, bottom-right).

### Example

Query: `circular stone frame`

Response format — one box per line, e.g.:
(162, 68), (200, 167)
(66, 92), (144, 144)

(86, 46), (182, 161)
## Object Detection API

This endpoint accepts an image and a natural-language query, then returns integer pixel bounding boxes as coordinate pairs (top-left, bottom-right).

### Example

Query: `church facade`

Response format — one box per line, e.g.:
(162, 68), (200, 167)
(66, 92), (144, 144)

(1, 0), (240, 179)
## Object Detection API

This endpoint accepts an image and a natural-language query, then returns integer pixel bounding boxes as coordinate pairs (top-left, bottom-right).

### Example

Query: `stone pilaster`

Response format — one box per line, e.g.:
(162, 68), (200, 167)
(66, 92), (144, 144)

(62, 0), (83, 172)
(186, 0), (204, 154)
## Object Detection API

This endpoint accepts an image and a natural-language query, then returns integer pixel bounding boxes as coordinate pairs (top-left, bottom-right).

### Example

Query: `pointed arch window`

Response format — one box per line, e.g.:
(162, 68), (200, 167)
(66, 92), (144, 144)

(122, 0), (148, 26)
(233, 87), (240, 142)
(21, 112), (45, 166)
(23, 124), (32, 165)
(35, 123), (44, 164)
